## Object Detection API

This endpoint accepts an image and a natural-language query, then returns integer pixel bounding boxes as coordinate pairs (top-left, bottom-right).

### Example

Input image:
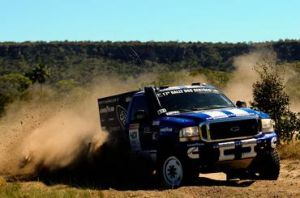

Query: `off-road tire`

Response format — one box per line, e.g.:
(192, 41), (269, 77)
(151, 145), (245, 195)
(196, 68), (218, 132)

(252, 149), (280, 180)
(226, 149), (280, 181)
(184, 163), (199, 184)
(158, 155), (184, 188)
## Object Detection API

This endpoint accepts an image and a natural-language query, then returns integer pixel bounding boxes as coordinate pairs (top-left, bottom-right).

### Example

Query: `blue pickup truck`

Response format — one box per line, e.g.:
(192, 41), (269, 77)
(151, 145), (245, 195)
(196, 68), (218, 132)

(98, 83), (280, 188)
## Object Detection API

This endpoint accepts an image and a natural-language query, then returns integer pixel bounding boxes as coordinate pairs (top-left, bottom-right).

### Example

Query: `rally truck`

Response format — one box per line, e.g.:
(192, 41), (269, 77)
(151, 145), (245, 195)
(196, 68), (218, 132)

(98, 83), (280, 188)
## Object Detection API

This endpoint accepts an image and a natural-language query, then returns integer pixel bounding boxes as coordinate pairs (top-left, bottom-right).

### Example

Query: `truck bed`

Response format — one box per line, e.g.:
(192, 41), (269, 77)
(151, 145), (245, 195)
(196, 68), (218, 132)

(98, 91), (137, 133)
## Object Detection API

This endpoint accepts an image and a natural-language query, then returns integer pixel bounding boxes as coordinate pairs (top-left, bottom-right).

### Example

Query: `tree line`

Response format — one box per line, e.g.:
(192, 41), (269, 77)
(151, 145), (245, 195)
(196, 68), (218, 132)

(0, 40), (300, 82)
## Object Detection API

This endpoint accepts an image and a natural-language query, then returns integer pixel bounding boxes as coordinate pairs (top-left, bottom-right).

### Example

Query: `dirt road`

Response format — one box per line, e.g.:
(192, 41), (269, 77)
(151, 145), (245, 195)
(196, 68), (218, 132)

(99, 159), (300, 197)
(1, 159), (299, 197)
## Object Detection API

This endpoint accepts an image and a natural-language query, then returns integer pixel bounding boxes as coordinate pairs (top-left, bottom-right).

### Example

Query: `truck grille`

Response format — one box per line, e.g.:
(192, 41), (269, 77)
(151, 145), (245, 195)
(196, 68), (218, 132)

(200, 118), (259, 142)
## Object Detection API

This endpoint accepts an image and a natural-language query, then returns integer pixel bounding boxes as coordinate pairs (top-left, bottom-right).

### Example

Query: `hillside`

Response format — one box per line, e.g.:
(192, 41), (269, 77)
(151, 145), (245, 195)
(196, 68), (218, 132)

(1, 40), (300, 83)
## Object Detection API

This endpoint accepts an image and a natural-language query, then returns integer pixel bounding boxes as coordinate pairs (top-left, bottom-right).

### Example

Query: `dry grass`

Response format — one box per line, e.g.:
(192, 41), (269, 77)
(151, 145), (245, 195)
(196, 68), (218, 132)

(279, 141), (300, 160)
(0, 181), (105, 198)
(0, 177), (6, 187)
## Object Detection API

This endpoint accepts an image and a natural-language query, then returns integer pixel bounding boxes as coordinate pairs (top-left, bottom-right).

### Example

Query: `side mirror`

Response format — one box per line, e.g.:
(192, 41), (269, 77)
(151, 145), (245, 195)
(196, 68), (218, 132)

(134, 110), (147, 121)
(236, 100), (247, 108)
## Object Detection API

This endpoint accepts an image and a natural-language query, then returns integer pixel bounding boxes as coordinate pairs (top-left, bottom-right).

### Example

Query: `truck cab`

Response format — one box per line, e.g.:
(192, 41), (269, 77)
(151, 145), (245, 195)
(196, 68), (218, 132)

(98, 84), (280, 188)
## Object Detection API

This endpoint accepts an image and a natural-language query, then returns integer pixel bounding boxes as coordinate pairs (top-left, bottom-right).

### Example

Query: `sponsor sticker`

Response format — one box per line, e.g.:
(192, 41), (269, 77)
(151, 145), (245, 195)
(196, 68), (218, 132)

(166, 111), (180, 115)
(100, 106), (115, 113)
(129, 124), (141, 151)
(157, 108), (167, 115)
(160, 127), (173, 133)
(152, 120), (160, 126)
(157, 88), (218, 97)
(187, 147), (200, 159)
(187, 142), (204, 147)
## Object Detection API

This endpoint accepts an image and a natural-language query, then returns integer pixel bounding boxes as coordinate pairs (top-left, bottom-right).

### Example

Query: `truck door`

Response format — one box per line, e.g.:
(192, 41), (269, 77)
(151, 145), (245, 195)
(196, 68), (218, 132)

(128, 95), (157, 151)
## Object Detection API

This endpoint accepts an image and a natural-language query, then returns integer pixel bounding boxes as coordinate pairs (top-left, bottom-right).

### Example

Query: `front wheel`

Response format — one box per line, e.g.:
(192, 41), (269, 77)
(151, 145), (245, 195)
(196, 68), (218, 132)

(250, 149), (280, 180)
(257, 149), (280, 180)
(159, 155), (184, 188)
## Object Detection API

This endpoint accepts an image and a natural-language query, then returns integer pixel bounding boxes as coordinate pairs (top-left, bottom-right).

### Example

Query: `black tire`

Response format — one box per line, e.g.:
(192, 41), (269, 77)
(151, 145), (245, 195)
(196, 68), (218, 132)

(252, 149), (280, 180)
(183, 163), (199, 184)
(158, 155), (184, 188)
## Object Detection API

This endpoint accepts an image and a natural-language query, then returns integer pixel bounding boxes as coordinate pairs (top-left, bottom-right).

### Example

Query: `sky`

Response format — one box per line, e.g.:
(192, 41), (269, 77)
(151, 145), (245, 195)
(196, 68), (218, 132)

(1, 0), (300, 42)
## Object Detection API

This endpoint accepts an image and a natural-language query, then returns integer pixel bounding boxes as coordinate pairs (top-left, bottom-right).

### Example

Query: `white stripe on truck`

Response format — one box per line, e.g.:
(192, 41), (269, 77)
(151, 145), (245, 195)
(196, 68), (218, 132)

(226, 109), (250, 116)
(202, 110), (228, 119)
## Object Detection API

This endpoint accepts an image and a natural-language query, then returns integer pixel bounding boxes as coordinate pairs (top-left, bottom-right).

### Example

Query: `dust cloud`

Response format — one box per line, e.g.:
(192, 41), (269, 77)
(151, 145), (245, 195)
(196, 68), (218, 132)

(290, 102), (300, 113)
(283, 67), (300, 112)
(224, 50), (276, 104)
(223, 49), (300, 112)
(0, 86), (109, 177)
(19, 110), (107, 173)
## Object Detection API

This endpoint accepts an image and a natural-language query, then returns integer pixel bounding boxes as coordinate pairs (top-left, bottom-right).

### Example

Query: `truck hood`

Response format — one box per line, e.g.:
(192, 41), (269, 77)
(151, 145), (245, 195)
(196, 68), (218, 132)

(158, 108), (269, 128)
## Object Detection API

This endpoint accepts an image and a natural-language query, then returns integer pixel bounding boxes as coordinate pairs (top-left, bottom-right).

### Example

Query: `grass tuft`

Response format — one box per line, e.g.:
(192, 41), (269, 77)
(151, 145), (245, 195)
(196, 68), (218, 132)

(279, 141), (300, 160)
(0, 177), (6, 187)
(0, 182), (104, 198)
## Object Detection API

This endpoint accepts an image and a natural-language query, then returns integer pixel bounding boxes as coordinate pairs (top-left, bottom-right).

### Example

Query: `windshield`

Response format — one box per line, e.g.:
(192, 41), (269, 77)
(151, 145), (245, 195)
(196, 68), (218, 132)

(157, 89), (235, 112)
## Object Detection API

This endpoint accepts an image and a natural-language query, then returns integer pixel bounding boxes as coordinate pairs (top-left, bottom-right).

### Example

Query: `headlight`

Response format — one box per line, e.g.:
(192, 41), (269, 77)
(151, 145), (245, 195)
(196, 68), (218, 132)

(179, 126), (199, 142)
(261, 119), (275, 133)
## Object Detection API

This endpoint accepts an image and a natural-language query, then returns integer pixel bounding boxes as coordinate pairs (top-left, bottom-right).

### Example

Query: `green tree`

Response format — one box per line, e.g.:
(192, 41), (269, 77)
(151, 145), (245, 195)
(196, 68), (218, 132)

(251, 62), (300, 142)
(26, 63), (50, 84)
(55, 79), (78, 92)
(0, 73), (32, 114)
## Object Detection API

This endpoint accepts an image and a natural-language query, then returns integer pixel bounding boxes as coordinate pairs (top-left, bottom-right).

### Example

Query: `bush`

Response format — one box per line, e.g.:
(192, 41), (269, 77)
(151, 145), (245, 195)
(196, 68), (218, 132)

(0, 73), (32, 114)
(279, 142), (300, 159)
(251, 62), (300, 142)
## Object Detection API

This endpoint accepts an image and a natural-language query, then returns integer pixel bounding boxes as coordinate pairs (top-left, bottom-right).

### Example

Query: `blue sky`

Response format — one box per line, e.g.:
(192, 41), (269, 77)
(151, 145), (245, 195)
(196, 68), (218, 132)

(1, 0), (299, 42)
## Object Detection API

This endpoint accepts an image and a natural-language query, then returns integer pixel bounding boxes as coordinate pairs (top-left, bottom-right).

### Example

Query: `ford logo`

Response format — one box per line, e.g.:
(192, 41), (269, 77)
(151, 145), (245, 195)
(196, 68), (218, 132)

(230, 126), (240, 132)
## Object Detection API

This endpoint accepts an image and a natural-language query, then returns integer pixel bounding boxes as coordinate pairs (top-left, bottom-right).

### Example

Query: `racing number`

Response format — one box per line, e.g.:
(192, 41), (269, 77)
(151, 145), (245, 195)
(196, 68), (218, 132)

(218, 139), (257, 161)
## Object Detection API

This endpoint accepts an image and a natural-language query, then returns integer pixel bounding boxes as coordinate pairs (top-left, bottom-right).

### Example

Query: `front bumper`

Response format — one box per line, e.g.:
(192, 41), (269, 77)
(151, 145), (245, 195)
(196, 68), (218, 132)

(182, 132), (277, 171)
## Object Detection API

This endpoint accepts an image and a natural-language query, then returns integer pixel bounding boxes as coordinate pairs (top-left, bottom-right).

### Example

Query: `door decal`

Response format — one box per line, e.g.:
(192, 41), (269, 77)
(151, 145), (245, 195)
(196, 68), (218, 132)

(129, 124), (141, 151)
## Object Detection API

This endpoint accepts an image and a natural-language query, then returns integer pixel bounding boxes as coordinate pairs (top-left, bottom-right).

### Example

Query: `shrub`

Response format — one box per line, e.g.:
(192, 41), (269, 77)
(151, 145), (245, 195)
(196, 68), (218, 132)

(252, 62), (300, 142)
(0, 73), (32, 114)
